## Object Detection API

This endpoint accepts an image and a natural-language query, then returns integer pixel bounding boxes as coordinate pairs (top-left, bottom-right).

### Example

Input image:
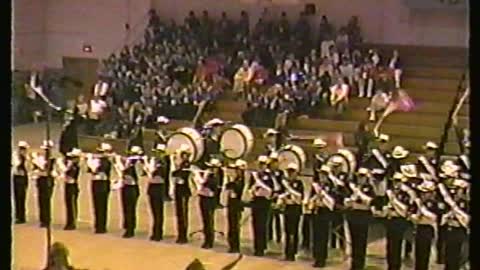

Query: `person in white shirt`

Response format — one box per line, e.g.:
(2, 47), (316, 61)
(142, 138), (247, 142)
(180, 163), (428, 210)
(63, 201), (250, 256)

(330, 77), (350, 114)
(388, 50), (403, 89)
(88, 96), (107, 135)
(93, 79), (109, 99)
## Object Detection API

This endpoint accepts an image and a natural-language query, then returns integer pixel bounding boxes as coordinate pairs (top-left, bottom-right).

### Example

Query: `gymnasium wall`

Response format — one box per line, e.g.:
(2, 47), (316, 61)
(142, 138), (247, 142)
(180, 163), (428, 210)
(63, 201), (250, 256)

(13, 0), (47, 70)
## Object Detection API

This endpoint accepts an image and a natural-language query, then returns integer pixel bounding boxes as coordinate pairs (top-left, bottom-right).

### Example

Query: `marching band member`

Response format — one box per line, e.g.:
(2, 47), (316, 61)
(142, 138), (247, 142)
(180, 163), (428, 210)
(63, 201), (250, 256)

(364, 134), (391, 211)
(145, 144), (170, 241)
(456, 141), (470, 181)
(61, 148), (82, 230)
(376, 172), (411, 270)
(250, 155), (274, 257)
(116, 146), (144, 238)
(197, 158), (223, 249)
(440, 178), (470, 270)
(263, 128), (283, 155)
(153, 116), (170, 147)
(278, 163), (304, 261)
(328, 155), (350, 250)
(310, 165), (336, 268)
(12, 141), (30, 224)
(267, 152), (283, 244)
(416, 141), (439, 181)
(435, 159), (461, 265)
(224, 159), (247, 253)
(170, 144), (193, 244)
(398, 164), (418, 263)
(303, 138), (328, 251)
(403, 177), (438, 270)
(199, 118), (225, 170)
(387, 146), (410, 178)
(344, 167), (375, 270)
(86, 142), (113, 234)
(32, 140), (55, 227)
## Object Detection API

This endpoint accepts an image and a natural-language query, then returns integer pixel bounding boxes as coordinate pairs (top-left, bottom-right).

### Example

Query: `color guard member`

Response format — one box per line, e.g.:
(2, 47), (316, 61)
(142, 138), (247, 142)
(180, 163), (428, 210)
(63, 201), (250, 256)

(267, 152), (283, 244)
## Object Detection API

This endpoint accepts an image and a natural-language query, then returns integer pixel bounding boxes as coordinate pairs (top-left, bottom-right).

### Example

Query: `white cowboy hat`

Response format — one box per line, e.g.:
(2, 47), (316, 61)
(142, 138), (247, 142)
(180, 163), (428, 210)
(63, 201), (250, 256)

(391, 146), (409, 159)
(234, 159), (247, 169)
(156, 116), (170, 124)
(319, 165), (331, 173)
(129, 146), (143, 155)
(153, 144), (166, 152)
(441, 160), (459, 175)
(393, 172), (407, 182)
(40, 140), (54, 149)
(257, 155), (269, 163)
(377, 134), (390, 142)
(263, 128), (280, 137)
(452, 179), (469, 189)
(416, 180), (436, 192)
(286, 163), (299, 171)
(313, 138), (327, 148)
(357, 167), (370, 175)
(423, 141), (438, 150)
(17, 141), (30, 148)
(400, 164), (417, 178)
(269, 152), (279, 160)
(463, 140), (471, 148)
(97, 142), (112, 152)
(205, 118), (225, 127)
(205, 158), (222, 167)
(66, 148), (82, 157)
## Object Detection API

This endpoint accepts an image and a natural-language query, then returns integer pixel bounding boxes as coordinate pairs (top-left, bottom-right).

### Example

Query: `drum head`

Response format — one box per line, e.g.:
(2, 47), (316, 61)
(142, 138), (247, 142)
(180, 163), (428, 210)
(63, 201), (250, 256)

(220, 129), (246, 159)
(220, 124), (254, 159)
(278, 145), (307, 171)
(166, 132), (198, 162)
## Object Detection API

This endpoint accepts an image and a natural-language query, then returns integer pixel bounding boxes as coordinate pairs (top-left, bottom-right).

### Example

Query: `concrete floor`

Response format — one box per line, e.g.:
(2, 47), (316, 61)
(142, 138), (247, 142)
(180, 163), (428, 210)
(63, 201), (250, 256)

(12, 123), (447, 270)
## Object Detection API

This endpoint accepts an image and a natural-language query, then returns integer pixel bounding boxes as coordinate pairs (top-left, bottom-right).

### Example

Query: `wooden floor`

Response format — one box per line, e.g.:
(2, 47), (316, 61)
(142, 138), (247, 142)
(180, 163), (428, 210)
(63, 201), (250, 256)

(11, 123), (452, 270)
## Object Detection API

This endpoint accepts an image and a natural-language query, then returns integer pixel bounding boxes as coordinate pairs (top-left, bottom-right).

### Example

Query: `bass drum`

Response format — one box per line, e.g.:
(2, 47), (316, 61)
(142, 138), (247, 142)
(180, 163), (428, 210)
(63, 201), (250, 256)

(326, 149), (357, 177)
(166, 127), (205, 162)
(220, 124), (254, 159)
(278, 144), (307, 172)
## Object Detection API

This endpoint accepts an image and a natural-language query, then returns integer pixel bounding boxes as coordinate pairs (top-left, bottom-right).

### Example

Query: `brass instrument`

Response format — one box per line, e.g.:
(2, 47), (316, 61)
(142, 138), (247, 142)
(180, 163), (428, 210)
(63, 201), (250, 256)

(249, 171), (273, 199)
(275, 179), (302, 210)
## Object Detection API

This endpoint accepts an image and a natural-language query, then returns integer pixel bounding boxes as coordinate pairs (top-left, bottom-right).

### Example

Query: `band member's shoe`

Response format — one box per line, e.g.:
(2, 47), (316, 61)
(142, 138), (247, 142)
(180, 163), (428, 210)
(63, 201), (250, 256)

(176, 238), (188, 244)
(227, 248), (239, 253)
(15, 219), (26, 224)
(285, 256), (295, 262)
(313, 261), (326, 268)
(150, 235), (163, 241)
(122, 231), (134, 238)
(201, 243), (211, 249)
(40, 223), (48, 228)
(95, 229), (107, 234)
(253, 251), (264, 257)
(63, 225), (76, 231)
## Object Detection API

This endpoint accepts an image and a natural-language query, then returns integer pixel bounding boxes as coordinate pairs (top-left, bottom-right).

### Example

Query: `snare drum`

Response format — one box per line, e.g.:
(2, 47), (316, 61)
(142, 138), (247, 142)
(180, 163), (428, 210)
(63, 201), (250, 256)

(278, 144), (307, 172)
(166, 127), (205, 162)
(220, 124), (254, 159)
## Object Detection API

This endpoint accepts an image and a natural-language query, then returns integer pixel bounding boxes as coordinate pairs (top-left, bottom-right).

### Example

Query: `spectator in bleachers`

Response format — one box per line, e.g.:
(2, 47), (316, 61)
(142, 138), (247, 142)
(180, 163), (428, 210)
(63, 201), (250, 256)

(319, 16), (335, 58)
(345, 16), (363, 49)
(388, 50), (403, 88)
(329, 77), (350, 115)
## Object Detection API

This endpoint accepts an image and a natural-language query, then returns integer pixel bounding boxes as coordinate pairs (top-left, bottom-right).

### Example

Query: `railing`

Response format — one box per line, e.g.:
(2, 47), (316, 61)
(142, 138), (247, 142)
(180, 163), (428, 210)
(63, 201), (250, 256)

(435, 71), (467, 162)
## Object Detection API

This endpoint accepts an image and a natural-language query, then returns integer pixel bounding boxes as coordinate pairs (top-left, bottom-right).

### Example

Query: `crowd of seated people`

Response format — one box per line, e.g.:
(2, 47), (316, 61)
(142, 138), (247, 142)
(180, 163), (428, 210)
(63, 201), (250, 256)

(78, 8), (404, 135)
